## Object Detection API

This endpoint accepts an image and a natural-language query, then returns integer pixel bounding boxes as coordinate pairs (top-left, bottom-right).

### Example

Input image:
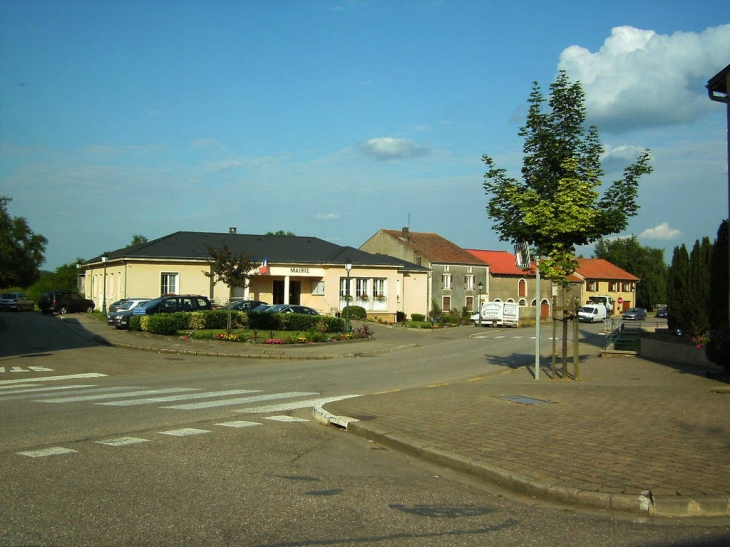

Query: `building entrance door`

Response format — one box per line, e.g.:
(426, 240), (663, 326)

(289, 281), (301, 305)
(273, 280), (285, 304)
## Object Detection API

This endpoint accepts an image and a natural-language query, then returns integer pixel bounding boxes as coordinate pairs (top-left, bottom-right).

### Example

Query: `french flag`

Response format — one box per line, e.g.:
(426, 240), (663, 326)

(259, 257), (269, 275)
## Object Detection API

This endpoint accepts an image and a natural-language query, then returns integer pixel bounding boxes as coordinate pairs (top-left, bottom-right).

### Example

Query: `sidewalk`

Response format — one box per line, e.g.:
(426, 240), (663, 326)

(69, 314), (730, 518)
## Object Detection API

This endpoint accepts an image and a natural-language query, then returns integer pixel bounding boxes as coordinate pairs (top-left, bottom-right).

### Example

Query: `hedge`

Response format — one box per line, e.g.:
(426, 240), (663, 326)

(129, 310), (344, 333)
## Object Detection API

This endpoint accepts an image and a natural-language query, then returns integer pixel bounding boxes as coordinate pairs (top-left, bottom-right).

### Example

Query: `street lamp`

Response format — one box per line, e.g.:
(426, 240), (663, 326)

(344, 258), (352, 332)
(477, 281), (484, 327)
(101, 253), (108, 315)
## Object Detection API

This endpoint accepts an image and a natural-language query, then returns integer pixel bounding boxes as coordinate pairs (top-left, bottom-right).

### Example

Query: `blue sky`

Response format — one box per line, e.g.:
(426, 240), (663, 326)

(1, 0), (728, 270)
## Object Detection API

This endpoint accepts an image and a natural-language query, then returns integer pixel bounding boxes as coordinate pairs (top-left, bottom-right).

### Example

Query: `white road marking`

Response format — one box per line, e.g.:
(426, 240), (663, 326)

(0, 385), (96, 401)
(0, 373), (107, 386)
(162, 391), (319, 410)
(0, 385), (97, 397)
(95, 437), (150, 446)
(265, 416), (308, 422)
(215, 420), (262, 428)
(158, 428), (210, 437)
(17, 447), (77, 458)
(97, 389), (261, 406)
(0, 384), (46, 391)
(238, 394), (360, 414)
(36, 388), (197, 403)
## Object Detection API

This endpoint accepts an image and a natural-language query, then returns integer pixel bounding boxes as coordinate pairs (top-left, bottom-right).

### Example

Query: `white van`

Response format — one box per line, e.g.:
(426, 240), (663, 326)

(578, 303), (607, 323)
(471, 301), (519, 327)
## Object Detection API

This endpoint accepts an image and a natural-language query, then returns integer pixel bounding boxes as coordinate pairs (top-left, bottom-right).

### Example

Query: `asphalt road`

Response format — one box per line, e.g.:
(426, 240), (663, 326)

(1, 311), (729, 546)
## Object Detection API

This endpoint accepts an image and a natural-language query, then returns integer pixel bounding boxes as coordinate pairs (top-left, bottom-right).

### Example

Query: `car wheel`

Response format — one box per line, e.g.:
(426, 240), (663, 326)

(59, 307), (68, 314)
(85, 305), (94, 313)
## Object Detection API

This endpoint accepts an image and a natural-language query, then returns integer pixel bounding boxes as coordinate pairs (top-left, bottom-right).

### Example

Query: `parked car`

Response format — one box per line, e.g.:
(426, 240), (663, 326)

(107, 298), (150, 325)
(108, 299), (129, 315)
(230, 299), (268, 311)
(655, 307), (668, 318)
(622, 307), (647, 321)
(578, 304), (607, 323)
(0, 292), (35, 312)
(114, 295), (212, 329)
(264, 304), (319, 315)
(38, 290), (95, 315)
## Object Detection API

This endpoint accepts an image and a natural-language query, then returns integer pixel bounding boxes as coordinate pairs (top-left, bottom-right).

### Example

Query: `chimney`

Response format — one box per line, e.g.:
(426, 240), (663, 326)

(402, 227), (410, 240)
(229, 227), (237, 234)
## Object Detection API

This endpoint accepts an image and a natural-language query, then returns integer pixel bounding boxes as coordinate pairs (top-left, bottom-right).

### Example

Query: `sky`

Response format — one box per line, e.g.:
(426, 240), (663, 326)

(0, 0), (728, 271)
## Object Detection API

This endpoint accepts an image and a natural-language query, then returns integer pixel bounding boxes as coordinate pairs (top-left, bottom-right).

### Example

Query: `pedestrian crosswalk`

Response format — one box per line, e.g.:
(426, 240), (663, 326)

(2, 375), (360, 459)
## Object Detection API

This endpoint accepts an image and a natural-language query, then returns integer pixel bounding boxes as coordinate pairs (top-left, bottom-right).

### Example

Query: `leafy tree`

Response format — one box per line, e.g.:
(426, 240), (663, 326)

(129, 234), (148, 246)
(265, 230), (295, 236)
(203, 243), (257, 333)
(593, 236), (667, 310)
(482, 71), (653, 288)
(0, 196), (48, 288)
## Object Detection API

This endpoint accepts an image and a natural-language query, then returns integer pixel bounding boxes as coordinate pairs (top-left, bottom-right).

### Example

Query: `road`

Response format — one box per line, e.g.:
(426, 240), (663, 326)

(2, 311), (729, 546)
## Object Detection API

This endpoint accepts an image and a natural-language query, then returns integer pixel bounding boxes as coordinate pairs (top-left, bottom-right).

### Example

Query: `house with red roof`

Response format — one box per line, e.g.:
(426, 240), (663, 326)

(466, 250), (639, 317)
(360, 228), (488, 316)
(465, 249), (556, 319)
(574, 258), (640, 314)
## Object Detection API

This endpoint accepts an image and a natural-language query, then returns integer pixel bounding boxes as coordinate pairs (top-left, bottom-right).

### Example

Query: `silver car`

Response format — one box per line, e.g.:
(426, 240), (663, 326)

(0, 292), (34, 312)
(107, 298), (150, 325)
(622, 307), (647, 321)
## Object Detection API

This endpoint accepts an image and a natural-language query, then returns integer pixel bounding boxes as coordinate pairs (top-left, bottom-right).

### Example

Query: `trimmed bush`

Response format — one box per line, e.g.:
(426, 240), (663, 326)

(411, 313), (426, 322)
(147, 314), (183, 335)
(129, 315), (142, 331)
(343, 305), (366, 320)
(247, 310), (281, 331)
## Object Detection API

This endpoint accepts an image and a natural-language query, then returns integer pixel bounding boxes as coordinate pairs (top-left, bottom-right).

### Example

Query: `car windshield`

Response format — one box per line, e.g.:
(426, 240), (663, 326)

(1, 293), (17, 298)
(579, 307), (594, 313)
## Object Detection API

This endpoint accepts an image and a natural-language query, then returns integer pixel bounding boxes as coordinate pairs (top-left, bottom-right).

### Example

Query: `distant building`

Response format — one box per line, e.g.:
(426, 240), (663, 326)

(82, 231), (429, 321)
(360, 228), (488, 315)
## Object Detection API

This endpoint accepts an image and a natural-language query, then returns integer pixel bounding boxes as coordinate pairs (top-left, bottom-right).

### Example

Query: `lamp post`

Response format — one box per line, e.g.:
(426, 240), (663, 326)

(344, 258), (352, 332)
(477, 281), (483, 327)
(101, 253), (108, 315)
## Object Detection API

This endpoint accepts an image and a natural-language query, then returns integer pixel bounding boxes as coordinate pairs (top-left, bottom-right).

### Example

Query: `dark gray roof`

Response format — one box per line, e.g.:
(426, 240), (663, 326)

(88, 231), (427, 271)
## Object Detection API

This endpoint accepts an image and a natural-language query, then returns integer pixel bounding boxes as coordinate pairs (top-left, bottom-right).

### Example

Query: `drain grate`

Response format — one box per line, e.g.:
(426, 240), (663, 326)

(497, 395), (553, 405)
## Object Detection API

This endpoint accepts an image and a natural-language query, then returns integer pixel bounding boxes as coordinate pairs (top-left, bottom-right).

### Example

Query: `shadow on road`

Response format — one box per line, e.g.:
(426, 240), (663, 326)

(0, 312), (108, 359)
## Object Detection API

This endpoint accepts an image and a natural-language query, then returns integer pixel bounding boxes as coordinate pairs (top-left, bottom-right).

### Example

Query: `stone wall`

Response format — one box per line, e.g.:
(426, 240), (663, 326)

(640, 332), (714, 367)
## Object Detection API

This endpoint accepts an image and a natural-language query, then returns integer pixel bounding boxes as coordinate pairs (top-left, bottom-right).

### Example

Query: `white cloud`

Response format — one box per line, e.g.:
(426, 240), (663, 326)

(189, 139), (221, 150)
(204, 155), (283, 171)
(356, 137), (432, 161)
(558, 24), (730, 133)
(601, 144), (651, 173)
(315, 213), (340, 220)
(639, 222), (682, 240)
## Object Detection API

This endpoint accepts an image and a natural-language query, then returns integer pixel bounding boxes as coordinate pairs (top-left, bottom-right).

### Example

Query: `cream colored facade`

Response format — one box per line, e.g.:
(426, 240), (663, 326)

(581, 281), (638, 315)
(83, 257), (429, 319)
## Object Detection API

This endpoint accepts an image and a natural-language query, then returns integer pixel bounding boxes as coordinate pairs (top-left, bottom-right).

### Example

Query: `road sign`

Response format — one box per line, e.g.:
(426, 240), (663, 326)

(617, 297), (623, 305)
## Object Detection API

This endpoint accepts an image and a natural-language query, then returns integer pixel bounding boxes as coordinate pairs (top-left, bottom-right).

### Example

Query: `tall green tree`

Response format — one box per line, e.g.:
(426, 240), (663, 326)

(593, 236), (667, 310)
(203, 243), (257, 333)
(709, 220), (729, 330)
(0, 196), (48, 288)
(667, 244), (691, 334)
(687, 237), (712, 334)
(482, 71), (653, 287)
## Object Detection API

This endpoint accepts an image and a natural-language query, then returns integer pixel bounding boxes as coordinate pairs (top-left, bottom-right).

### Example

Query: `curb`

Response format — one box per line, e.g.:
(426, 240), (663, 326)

(317, 410), (730, 519)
